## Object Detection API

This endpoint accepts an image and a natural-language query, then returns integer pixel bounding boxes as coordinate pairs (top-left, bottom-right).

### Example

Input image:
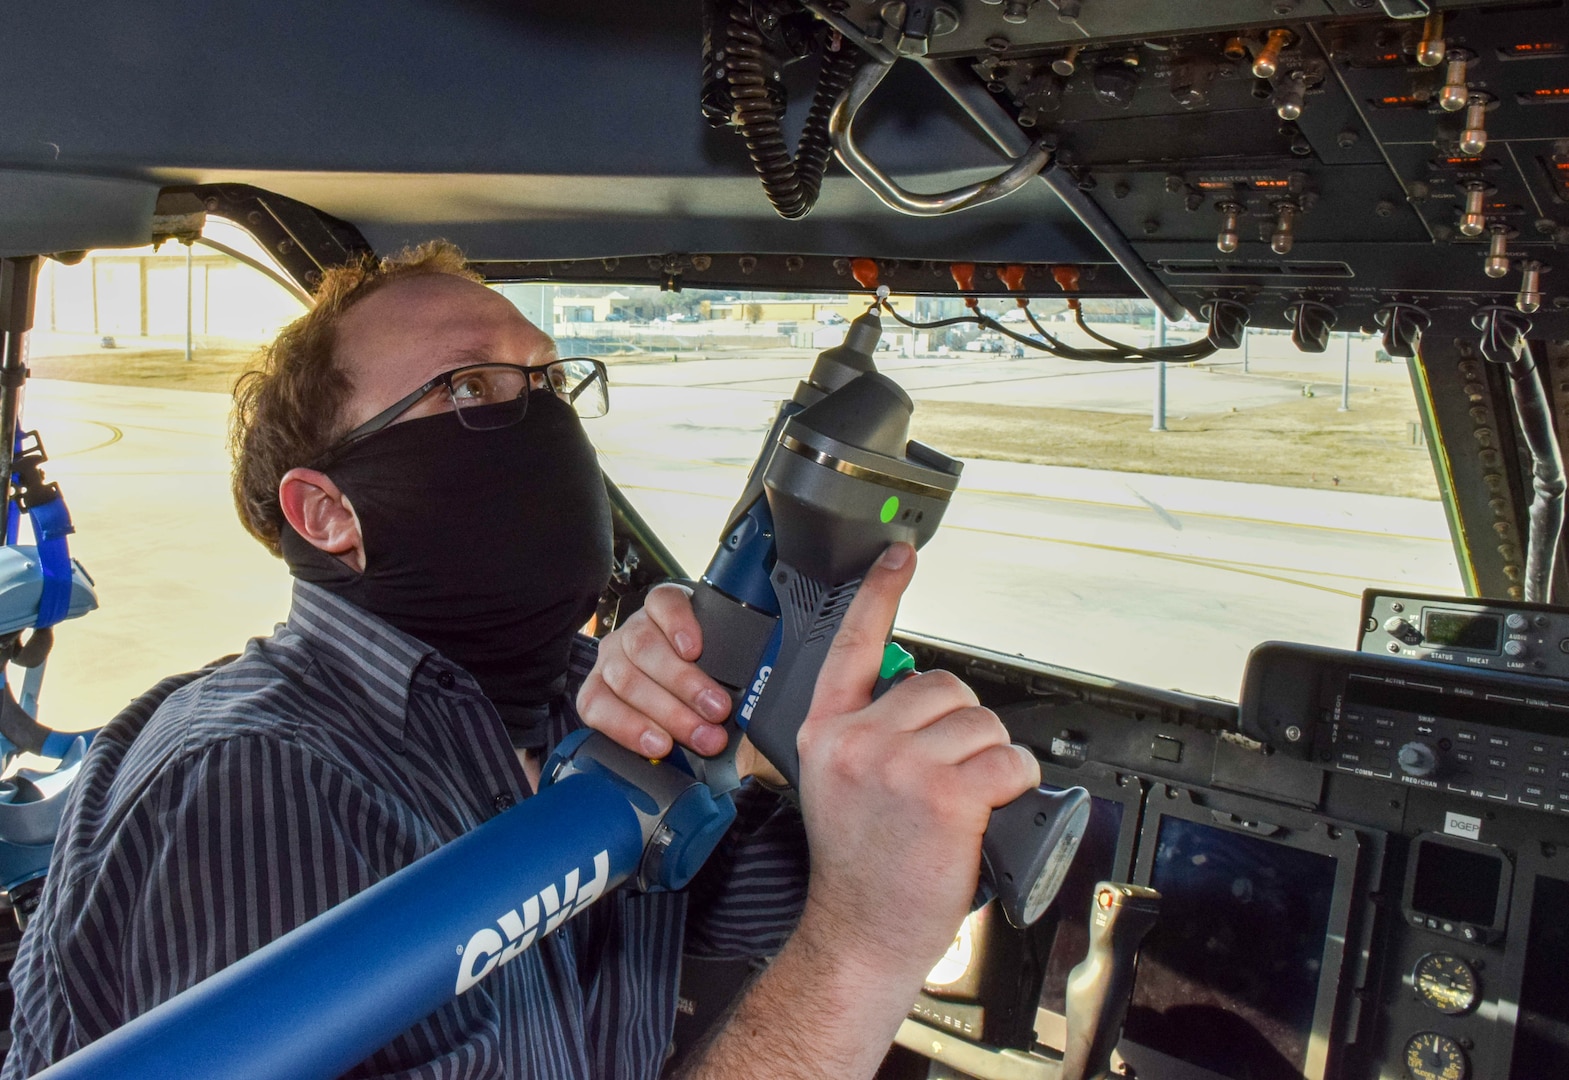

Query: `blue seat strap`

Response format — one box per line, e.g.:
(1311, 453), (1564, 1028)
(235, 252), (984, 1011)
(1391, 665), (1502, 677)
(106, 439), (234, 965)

(5, 427), (21, 546)
(31, 496), (74, 629)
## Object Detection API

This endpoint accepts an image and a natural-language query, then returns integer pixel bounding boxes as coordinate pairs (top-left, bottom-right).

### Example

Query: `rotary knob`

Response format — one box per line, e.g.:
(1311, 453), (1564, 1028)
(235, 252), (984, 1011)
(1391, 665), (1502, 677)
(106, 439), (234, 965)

(1398, 741), (1439, 779)
(1504, 639), (1529, 659)
(1385, 616), (1423, 645)
(1506, 613), (1529, 632)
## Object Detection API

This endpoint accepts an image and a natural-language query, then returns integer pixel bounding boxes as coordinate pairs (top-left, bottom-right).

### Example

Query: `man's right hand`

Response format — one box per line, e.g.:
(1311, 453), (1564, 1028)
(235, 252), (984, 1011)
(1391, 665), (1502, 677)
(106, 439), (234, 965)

(791, 540), (1041, 994)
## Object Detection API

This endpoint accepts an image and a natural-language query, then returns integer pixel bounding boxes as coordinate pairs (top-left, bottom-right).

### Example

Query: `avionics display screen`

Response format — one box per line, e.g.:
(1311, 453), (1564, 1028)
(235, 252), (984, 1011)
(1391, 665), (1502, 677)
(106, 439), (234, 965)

(1422, 610), (1501, 650)
(1410, 840), (1503, 926)
(1513, 876), (1569, 1079)
(1124, 818), (1338, 1080)
(1039, 795), (1125, 1015)
(923, 902), (989, 1000)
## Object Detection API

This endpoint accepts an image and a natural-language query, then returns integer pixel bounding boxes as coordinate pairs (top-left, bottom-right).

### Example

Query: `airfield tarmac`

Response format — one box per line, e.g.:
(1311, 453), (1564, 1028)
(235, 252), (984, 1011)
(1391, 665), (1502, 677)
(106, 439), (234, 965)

(16, 355), (1460, 729)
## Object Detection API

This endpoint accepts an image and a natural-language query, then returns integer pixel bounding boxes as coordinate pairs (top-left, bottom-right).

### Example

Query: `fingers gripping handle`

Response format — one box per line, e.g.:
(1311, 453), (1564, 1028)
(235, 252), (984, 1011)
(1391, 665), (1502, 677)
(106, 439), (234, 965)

(1060, 882), (1162, 1080)
(683, 580), (779, 793)
(881, 643), (1093, 930)
(695, 559), (1092, 931)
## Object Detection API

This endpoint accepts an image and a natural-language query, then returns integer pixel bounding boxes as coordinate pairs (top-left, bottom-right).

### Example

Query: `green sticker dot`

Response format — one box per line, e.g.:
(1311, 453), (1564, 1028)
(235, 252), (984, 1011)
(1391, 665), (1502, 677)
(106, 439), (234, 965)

(879, 495), (900, 524)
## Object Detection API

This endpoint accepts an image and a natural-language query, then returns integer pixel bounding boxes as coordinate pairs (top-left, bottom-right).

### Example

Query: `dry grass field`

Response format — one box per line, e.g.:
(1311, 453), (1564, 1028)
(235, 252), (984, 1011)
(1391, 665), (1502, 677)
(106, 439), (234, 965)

(27, 345), (261, 395)
(27, 342), (1439, 501)
(910, 386), (1438, 500)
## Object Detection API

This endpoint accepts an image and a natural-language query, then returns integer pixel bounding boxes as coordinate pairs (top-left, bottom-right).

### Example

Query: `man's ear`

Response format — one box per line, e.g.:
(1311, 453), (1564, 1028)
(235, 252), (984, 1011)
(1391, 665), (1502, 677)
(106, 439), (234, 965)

(279, 468), (366, 573)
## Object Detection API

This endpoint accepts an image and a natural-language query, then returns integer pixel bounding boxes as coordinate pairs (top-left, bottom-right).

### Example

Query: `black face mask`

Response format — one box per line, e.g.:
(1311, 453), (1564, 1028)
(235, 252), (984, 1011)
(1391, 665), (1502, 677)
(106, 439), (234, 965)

(281, 392), (612, 745)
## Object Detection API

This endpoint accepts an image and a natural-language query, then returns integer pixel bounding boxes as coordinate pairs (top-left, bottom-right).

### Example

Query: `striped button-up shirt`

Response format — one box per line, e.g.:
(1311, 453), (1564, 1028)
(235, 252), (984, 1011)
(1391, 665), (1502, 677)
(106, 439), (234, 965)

(4, 582), (807, 1079)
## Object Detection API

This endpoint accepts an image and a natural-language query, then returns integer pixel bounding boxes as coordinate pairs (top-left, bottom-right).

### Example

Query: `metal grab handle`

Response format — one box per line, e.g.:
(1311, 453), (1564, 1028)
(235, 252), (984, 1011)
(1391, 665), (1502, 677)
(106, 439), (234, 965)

(829, 59), (1051, 217)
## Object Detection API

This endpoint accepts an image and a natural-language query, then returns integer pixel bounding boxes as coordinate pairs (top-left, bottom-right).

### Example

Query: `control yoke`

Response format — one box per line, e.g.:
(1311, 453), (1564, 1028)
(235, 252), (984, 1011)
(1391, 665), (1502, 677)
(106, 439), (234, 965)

(904, 880), (1161, 1079)
(1061, 882), (1162, 1080)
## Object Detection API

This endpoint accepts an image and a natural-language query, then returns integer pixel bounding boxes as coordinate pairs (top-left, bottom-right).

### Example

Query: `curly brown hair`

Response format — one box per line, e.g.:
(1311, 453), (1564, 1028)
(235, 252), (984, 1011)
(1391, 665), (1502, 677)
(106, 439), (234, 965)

(229, 240), (483, 555)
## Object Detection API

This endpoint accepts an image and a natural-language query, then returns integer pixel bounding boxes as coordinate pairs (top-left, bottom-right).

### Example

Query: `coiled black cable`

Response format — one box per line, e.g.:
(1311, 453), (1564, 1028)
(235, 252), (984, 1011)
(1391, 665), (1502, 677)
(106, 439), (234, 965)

(724, 6), (803, 217)
(794, 42), (859, 208)
(721, 3), (858, 220)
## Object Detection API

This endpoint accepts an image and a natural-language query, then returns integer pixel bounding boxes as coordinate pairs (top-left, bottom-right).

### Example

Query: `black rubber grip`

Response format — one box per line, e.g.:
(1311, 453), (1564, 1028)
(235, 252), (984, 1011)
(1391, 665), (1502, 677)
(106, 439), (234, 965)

(1061, 882), (1162, 1080)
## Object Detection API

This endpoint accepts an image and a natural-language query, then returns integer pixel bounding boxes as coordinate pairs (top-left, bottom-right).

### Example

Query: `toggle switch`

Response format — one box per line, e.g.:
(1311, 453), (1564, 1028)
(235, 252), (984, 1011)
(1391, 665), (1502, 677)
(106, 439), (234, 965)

(1417, 11), (1446, 68)
(1270, 201), (1299, 254)
(1484, 227), (1511, 279)
(1518, 261), (1544, 314)
(1002, 0), (1033, 24)
(1439, 50), (1472, 112)
(1459, 182), (1488, 237)
(1459, 95), (1490, 157)
(1252, 29), (1292, 79)
(1275, 69), (1308, 121)
(1216, 200), (1243, 253)
(1018, 70), (1063, 126)
(1170, 58), (1214, 109)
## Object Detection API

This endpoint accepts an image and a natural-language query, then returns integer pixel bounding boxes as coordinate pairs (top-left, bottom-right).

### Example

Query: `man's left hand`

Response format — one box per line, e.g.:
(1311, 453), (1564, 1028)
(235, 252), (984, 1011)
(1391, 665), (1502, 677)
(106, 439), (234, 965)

(577, 583), (737, 761)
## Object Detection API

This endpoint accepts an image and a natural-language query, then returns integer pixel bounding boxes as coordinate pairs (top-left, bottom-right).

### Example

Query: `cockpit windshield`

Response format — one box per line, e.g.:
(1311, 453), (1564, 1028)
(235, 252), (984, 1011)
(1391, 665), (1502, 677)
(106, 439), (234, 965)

(26, 249), (1456, 714)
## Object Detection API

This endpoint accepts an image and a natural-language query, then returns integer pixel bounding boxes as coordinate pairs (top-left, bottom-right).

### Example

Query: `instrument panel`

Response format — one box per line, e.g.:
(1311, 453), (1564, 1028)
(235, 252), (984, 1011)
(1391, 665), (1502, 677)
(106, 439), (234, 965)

(807, 591), (1569, 1080)
(1359, 590), (1569, 678)
(829, 0), (1569, 336)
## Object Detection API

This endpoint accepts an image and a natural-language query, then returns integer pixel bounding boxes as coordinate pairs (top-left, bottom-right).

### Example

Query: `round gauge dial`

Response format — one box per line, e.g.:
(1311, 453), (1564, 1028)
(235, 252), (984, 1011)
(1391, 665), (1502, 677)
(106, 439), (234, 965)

(1405, 1031), (1468, 1080)
(1413, 953), (1479, 1015)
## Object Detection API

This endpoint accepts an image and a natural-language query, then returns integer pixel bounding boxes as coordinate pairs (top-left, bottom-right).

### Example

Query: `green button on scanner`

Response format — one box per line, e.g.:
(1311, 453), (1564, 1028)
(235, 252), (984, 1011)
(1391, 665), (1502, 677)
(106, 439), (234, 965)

(880, 642), (916, 682)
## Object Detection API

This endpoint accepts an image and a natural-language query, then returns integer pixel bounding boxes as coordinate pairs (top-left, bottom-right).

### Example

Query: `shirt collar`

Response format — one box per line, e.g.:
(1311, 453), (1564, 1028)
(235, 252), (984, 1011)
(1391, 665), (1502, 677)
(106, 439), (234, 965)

(285, 582), (602, 760)
(285, 580), (439, 744)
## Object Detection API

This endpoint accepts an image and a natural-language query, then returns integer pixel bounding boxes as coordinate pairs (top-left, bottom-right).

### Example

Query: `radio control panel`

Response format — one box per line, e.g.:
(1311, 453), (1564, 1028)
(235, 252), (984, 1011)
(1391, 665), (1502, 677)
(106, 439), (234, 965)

(1333, 672), (1569, 815)
(1359, 591), (1569, 680)
(1241, 640), (1569, 817)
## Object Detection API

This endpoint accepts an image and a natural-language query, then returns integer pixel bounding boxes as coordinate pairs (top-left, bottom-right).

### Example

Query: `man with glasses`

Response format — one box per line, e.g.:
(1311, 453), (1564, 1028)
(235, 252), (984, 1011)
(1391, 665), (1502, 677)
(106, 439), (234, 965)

(4, 244), (1038, 1080)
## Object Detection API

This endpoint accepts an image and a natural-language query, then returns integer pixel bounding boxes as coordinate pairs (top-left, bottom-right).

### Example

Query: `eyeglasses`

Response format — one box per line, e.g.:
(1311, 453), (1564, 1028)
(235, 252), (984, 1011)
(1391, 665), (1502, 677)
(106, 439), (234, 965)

(325, 357), (610, 455)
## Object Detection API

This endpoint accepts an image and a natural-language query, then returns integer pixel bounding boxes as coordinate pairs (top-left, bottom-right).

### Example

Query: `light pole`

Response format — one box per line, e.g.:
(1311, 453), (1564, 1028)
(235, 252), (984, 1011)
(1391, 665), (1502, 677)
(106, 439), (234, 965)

(1339, 332), (1352, 412)
(184, 241), (194, 362)
(1151, 308), (1168, 432)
